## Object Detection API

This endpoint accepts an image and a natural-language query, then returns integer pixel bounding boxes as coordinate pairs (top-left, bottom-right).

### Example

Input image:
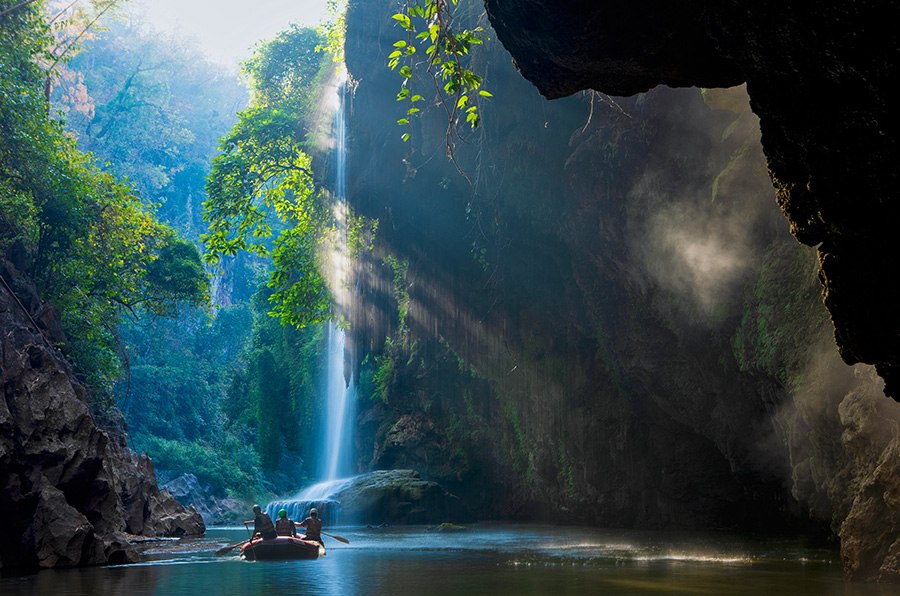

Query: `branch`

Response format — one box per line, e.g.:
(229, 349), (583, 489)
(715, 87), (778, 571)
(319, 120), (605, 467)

(48, 0), (82, 25)
(49, 0), (118, 73)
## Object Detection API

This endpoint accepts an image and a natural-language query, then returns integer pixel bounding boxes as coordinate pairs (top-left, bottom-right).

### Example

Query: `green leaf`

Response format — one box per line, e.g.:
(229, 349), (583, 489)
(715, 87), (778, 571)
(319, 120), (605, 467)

(391, 14), (411, 29)
(478, 90), (493, 97)
(401, 132), (410, 142)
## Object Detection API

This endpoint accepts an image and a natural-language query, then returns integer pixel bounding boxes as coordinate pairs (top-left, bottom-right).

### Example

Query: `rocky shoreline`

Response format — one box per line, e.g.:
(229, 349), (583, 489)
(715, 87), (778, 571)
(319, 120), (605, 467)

(1, 261), (203, 570)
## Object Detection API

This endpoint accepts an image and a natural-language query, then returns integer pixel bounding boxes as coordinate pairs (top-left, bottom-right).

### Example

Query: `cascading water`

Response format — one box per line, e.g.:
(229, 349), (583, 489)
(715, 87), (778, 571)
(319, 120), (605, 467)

(267, 71), (357, 528)
(322, 322), (354, 481)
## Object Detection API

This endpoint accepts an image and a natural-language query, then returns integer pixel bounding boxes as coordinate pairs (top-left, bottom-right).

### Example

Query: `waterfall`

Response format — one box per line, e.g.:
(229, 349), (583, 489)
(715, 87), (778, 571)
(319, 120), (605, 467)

(267, 71), (357, 528)
(322, 322), (354, 481)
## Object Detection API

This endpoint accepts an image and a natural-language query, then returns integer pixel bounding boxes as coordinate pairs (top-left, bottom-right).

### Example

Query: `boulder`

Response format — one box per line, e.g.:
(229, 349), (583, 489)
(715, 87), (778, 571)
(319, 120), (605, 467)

(162, 472), (246, 526)
(330, 470), (469, 525)
(31, 480), (96, 568)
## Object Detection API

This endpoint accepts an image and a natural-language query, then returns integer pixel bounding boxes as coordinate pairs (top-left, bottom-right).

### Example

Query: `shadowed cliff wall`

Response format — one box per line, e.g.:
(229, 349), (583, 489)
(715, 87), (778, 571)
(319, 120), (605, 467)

(341, 0), (899, 580)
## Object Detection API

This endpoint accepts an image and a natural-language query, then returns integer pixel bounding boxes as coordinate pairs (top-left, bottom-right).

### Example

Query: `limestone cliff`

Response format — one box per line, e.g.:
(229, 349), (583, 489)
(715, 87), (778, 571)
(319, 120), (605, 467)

(342, 0), (899, 582)
(482, 0), (900, 402)
(0, 261), (204, 570)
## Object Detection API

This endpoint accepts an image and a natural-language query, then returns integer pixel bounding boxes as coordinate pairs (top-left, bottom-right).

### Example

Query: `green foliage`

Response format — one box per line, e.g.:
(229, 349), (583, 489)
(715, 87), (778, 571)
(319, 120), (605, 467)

(317, 0), (347, 64)
(368, 255), (415, 403)
(1, 4), (208, 397)
(53, 19), (248, 239)
(226, 284), (328, 476)
(557, 446), (576, 500)
(244, 25), (328, 109)
(143, 238), (210, 315)
(117, 304), (252, 444)
(203, 26), (337, 330)
(389, 0), (491, 148)
(268, 226), (330, 327)
(384, 255), (410, 329)
(132, 432), (264, 500)
(502, 398), (535, 482)
(347, 213), (379, 258)
(372, 336), (399, 403)
(203, 106), (318, 261)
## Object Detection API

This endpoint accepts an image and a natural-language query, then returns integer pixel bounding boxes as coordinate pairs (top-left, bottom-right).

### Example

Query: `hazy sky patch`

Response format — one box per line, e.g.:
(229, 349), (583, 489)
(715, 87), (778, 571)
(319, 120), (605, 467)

(130, 0), (330, 67)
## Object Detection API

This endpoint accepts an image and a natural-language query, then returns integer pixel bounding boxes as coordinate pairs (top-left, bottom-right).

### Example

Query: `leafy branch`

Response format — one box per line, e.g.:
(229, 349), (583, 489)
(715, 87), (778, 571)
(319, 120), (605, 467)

(388, 0), (492, 163)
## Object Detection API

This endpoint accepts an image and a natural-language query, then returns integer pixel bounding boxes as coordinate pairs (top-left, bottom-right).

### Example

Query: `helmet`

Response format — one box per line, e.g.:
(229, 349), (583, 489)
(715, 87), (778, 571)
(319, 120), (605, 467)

(310, 508), (318, 517)
(279, 509), (287, 518)
(252, 504), (261, 513)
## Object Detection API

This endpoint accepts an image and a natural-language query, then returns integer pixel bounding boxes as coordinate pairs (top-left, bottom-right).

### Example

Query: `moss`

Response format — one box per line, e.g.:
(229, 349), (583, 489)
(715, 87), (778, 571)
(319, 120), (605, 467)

(731, 239), (828, 388)
(557, 446), (576, 500)
(501, 398), (535, 483)
(384, 255), (410, 329)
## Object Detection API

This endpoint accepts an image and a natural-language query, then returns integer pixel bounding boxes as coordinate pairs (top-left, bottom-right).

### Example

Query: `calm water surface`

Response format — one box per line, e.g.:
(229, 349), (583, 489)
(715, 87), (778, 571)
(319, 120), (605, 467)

(0, 525), (893, 595)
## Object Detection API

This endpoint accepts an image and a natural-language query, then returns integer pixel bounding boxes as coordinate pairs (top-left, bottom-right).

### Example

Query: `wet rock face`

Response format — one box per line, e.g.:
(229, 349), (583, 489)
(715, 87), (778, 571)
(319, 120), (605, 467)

(482, 1), (900, 401)
(0, 263), (204, 570)
(161, 472), (247, 525)
(331, 470), (468, 525)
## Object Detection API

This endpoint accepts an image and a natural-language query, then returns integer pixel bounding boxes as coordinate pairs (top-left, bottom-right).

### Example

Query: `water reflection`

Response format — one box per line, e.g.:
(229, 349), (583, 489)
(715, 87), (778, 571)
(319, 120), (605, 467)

(1, 525), (894, 596)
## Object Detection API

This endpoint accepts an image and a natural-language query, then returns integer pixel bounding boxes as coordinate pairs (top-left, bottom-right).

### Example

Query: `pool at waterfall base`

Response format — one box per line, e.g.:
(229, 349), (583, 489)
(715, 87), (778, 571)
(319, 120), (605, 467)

(0, 524), (894, 595)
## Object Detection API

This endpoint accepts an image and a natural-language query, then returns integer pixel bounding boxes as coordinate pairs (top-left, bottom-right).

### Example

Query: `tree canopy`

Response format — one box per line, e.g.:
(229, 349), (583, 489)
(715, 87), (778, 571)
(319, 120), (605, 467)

(1, 1), (208, 396)
(203, 25), (334, 329)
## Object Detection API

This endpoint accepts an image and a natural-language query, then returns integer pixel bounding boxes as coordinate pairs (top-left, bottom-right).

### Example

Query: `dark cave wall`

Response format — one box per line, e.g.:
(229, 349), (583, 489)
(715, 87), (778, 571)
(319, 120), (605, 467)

(482, 0), (900, 401)
(342, 0), (899, 581)
(344, 1), (801, 526)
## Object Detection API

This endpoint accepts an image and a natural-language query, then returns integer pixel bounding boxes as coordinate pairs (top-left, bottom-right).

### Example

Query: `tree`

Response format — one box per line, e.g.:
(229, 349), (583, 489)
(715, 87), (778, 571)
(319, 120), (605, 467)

(203, 26), (334, 329)
(53, 18), (247, 239)
(1, 1), (208, 398)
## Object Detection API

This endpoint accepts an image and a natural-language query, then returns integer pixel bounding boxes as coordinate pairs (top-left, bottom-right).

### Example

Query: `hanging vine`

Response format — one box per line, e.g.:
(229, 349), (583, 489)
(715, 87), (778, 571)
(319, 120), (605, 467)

(388, 0), (492, 163)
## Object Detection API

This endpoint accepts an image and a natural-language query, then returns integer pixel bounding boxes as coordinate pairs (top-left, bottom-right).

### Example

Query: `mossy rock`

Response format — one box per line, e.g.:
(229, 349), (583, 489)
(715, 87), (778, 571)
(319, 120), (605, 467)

(331, 470), (470, 525)
(435, 523), (467, 532)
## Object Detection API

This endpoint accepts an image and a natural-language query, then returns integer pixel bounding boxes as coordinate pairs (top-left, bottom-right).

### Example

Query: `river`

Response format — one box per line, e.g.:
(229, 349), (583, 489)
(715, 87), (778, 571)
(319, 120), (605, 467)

(0, 525), (893, 595)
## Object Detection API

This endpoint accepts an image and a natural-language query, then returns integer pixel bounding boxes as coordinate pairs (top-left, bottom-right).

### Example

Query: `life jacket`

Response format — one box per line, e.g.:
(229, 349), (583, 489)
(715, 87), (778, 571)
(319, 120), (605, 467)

(254, 513), (277, 539)
(302, 516), (322, 541)
(275, 517), (296, 536)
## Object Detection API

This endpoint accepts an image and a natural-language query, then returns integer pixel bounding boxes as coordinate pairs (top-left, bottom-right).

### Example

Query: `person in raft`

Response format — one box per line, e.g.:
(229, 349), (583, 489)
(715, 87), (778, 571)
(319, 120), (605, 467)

(247, 504), (277, 540)
(297, 507), (323, 545)
(275, 508), (298, 537)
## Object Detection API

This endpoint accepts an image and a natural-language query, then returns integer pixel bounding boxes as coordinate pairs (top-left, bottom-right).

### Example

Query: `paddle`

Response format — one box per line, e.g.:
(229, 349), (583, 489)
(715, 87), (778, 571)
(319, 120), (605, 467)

(215, 539), (250, 556)
(216, 521), (257, 556)
(322, 531), (349, 544)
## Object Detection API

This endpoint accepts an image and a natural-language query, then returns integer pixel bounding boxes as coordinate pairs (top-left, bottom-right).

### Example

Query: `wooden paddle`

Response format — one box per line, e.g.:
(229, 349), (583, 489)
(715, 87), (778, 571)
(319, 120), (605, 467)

(322, 531), (349, 544)
(216, 522), (257, 556)
(215, 539), (250, 556)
